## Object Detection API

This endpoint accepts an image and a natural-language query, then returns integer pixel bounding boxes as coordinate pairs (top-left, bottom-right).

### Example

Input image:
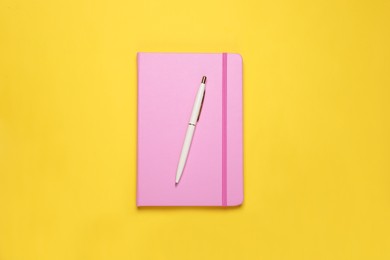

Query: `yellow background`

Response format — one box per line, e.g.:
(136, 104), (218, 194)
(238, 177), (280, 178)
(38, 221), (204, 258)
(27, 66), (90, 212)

(1, 0), (389, 259)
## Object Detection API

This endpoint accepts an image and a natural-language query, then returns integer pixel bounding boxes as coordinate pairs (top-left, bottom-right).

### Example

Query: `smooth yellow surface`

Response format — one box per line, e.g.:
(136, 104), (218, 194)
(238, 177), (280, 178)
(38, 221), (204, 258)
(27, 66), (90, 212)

(1, 0), (389, 259)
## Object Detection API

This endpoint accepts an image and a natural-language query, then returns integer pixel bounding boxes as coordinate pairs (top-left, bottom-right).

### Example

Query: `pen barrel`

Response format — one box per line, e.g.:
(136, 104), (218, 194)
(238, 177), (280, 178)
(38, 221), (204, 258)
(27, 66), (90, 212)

(176, 125), (196, 183)
(189, 84), (206, 125)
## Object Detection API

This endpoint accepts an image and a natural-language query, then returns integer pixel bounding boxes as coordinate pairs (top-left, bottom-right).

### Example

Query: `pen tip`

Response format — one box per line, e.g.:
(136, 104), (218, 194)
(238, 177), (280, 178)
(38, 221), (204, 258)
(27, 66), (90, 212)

(201, 76), (207, 84)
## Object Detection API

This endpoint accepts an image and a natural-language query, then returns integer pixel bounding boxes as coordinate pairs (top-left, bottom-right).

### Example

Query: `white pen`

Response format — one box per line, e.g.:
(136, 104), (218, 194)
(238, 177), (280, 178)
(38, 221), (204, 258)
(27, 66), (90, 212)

(175, 76), (207, 185)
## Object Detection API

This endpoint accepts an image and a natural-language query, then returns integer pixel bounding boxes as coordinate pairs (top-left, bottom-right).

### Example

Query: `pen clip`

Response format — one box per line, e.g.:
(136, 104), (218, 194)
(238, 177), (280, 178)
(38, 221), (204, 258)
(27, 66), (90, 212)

(197, 92), (205, 122)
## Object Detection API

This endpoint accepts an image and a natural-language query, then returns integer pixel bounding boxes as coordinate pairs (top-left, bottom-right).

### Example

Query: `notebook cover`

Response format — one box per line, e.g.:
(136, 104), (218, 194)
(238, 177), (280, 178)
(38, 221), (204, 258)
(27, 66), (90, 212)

(137, 52), (243, 206)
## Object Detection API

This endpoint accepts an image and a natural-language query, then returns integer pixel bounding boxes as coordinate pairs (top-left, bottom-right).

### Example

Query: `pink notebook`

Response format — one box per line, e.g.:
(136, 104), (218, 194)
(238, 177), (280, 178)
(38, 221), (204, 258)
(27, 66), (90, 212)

(137, 53), (243, 206)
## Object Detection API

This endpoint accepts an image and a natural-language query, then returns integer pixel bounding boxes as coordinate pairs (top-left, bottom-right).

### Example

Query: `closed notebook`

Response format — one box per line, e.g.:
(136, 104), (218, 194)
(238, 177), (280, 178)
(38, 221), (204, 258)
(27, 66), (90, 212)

(137, 52), (243, 206)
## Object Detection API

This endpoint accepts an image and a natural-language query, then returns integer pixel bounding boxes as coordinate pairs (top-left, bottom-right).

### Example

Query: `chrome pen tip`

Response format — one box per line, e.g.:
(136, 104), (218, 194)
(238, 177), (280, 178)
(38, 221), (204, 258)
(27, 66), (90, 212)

(201, 76), (207, 84)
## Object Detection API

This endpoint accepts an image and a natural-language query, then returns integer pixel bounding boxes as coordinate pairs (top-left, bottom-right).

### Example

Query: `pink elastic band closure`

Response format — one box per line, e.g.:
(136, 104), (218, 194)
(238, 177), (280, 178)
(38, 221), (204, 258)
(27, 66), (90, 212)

(222, 53), (227, 206)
